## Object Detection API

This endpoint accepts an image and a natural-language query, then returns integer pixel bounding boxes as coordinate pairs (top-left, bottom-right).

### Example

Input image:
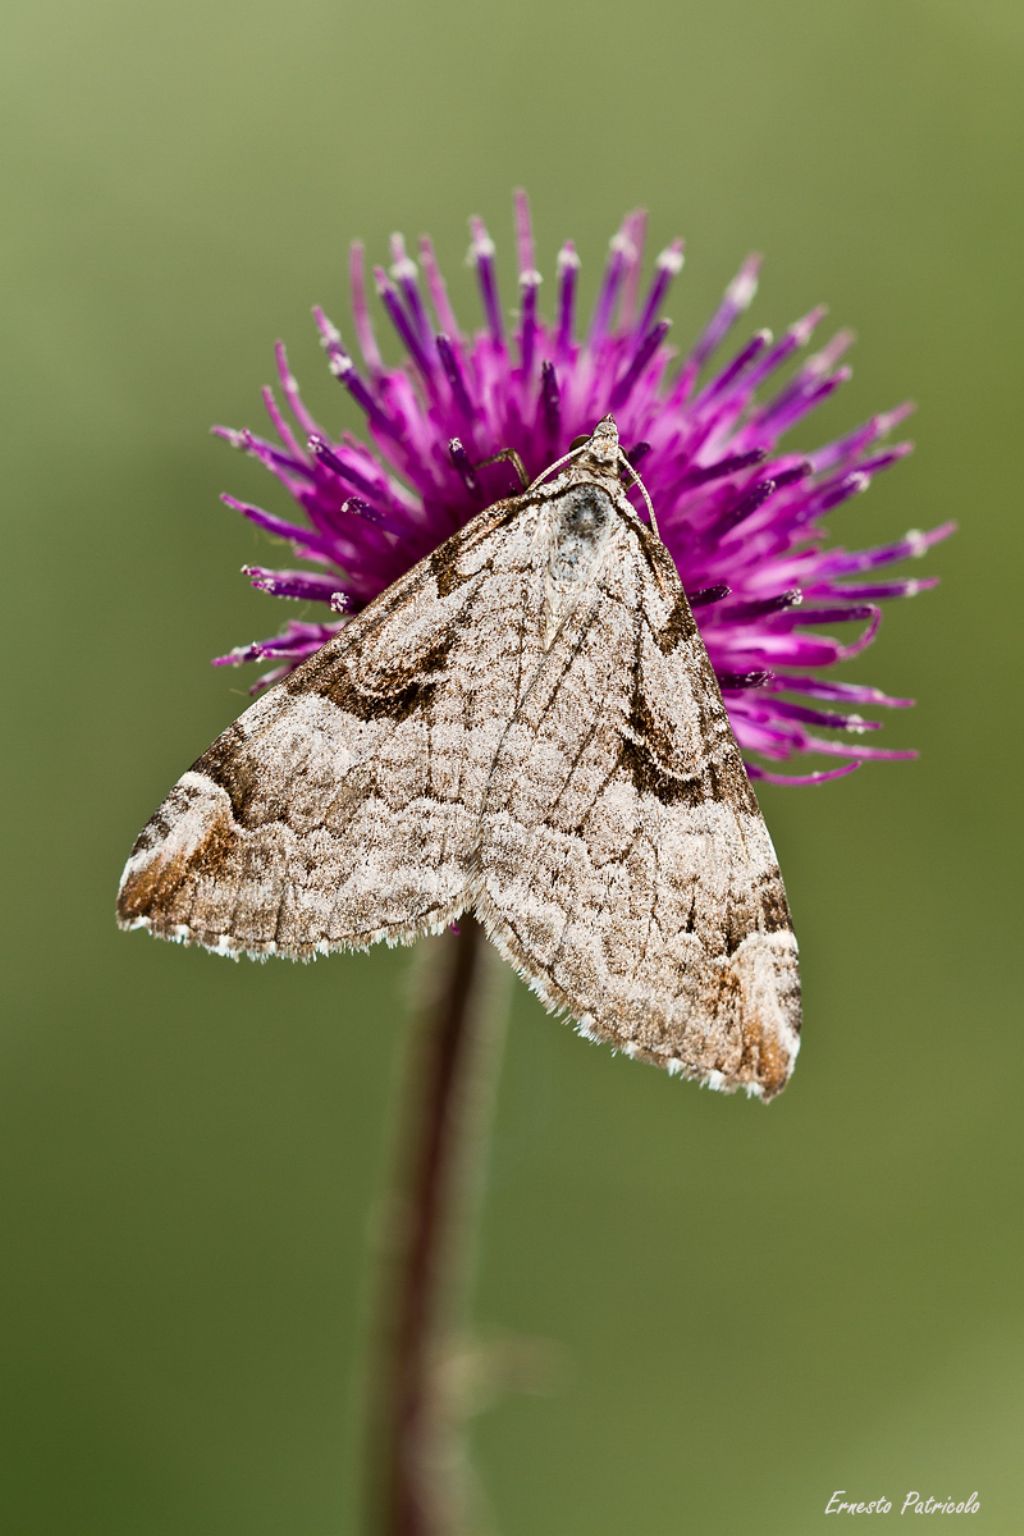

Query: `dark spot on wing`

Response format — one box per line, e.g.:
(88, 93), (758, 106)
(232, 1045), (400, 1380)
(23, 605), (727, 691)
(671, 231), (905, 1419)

(619, 685), (704, 806)
(430, 498), (523, 597)
(196, 724), (262, 821)
(718, 872), (794, 957)
(657, 590), (697, 652)
(431, 538), (473, 598)
(620, 726), (704, 807)
(619, 676), (759, 811)
(757, 874), (792, 935)
(721, 906), (751, 957)
(299, 630), (457, 725)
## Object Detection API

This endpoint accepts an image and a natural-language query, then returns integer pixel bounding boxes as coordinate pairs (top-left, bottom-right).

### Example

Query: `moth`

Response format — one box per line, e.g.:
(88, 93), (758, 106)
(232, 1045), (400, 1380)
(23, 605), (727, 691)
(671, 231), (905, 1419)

(118, 417), (801, 1099)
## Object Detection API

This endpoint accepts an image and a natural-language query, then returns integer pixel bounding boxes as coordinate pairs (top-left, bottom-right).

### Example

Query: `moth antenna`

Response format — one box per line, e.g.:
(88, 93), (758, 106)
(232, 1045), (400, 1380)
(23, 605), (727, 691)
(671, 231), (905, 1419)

(526, 438), (591, 492)
(617, 452), (660, 539)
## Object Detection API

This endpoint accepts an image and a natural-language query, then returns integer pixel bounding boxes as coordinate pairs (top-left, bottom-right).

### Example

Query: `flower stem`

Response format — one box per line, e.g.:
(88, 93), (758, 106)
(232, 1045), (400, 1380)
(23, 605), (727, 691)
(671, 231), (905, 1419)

(370, 916), (506, 1536)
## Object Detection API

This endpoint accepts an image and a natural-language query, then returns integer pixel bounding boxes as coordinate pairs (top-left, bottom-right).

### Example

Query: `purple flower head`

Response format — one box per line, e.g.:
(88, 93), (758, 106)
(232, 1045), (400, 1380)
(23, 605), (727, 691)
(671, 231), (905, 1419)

(214, 193), (952, 785)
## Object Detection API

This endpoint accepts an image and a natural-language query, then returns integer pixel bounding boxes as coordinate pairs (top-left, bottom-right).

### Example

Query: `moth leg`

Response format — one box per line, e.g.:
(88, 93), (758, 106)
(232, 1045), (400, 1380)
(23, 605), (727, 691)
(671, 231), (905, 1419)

(473, 446), (530, 491)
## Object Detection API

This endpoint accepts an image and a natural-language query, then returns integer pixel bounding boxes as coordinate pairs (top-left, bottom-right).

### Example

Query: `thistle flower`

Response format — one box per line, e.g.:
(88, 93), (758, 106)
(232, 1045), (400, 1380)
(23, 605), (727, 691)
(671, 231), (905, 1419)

(214, 193), (952, 785)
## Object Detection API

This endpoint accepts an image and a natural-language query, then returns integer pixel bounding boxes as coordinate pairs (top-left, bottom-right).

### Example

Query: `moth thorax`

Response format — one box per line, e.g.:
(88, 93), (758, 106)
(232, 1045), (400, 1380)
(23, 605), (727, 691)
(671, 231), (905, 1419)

(548, 484), (614, 585)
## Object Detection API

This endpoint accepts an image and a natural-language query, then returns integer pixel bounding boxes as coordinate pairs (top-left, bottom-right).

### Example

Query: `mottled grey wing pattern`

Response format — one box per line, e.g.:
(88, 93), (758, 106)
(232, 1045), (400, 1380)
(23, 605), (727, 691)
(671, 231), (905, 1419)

(117, 495), (549, 956)
(120, 417), (801, 1099)
(475, 512), (801, 1100)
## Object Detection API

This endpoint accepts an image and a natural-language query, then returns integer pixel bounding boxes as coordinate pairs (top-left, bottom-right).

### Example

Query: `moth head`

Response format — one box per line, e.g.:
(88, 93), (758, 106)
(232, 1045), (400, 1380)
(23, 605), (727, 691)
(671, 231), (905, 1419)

(558, 417), (621, 477)
(577, 414), (620, 469)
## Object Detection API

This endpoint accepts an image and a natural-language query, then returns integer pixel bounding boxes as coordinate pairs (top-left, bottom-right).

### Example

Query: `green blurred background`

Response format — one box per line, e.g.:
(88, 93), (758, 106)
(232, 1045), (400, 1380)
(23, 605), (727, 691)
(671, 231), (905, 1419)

(3, 0), (1021, 1531)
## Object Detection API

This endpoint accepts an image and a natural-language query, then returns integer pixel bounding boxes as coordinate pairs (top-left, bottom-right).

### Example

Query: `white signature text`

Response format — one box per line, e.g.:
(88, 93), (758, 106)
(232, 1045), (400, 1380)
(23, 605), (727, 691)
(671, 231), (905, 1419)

(825, 1491), (981, 1517)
